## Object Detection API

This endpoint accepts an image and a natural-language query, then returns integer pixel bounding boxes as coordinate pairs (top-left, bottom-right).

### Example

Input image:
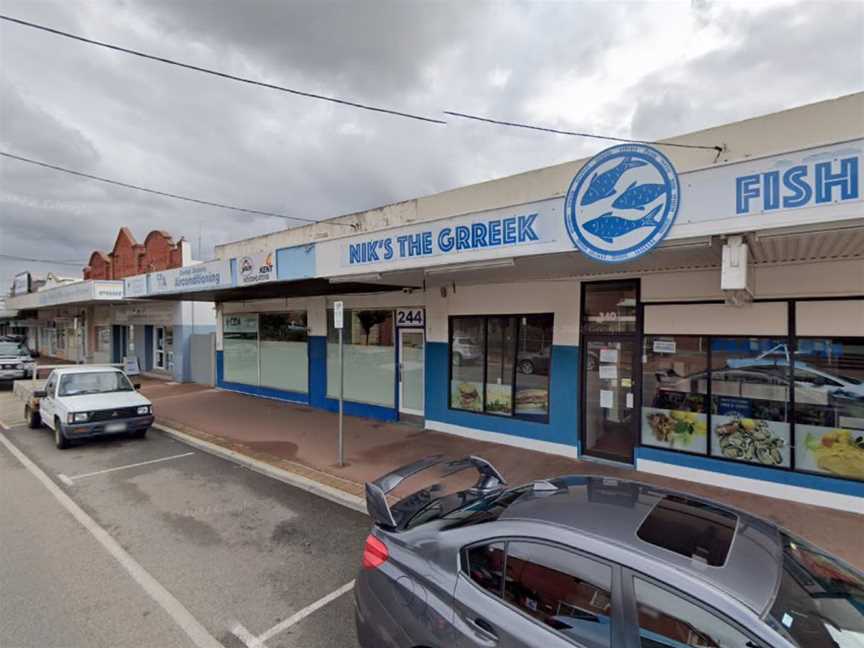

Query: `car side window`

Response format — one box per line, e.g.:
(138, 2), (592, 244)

(465, 542), (506, 598)
(44, 375), (56, 397)
(504, 541), (613, 647)
(633, 577), (758, 647)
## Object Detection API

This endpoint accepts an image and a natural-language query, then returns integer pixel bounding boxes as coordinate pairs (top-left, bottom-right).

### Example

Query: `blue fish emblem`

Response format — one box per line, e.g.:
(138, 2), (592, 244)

(583, 205), (663, 244)
(611, 181), (666, 210)
(580, 157), (647, 206)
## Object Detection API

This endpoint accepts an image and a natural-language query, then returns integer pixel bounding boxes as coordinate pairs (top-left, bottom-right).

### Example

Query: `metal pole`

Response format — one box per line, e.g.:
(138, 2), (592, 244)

(338, 327), (344, 467)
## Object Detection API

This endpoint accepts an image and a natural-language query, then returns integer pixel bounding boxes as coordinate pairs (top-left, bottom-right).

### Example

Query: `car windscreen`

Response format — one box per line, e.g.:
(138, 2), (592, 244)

(0, 342), (25, 356)
(768, 533), (864, 647)
(58, 371), (135, 396)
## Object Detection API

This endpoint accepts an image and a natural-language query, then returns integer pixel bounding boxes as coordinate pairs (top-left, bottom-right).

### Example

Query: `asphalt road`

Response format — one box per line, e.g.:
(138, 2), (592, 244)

(0, 415), (370, 648)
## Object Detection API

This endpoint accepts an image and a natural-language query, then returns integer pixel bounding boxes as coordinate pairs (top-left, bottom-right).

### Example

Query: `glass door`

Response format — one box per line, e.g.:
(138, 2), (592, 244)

(399, 329), (425, 417)
(154, 326), (165, 369)
(583, 339), (638, 463)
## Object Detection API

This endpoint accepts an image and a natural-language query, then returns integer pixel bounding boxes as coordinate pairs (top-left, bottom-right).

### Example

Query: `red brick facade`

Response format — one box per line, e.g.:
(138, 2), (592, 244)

(83, 228), (185, 280)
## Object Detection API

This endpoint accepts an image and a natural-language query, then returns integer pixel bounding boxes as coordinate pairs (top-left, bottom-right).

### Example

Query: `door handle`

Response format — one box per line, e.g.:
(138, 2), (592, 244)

(469, 616), (498, 642)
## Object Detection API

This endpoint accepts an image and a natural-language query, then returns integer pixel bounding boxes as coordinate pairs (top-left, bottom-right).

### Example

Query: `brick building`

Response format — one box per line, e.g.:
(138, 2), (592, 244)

(84, 228), (185, 281)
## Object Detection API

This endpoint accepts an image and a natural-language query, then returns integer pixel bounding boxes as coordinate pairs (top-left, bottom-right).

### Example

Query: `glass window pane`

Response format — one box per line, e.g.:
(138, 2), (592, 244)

(505, 541), (612, 648)
(642, 336), (708, 454)
(793, 338), (864, 481)
(260, 312), (308, 393)
(223, 314), (259, 385)
(635, 578), (755, 647)
(465, 542), (506, 598)
(327, 309), (395, 407)
(485, 316), (516, 416)
(710, 338), (791, 468)
(515, 314), (553, 419)
(451, 317), (485, 412)
(582, 282), (637, 334)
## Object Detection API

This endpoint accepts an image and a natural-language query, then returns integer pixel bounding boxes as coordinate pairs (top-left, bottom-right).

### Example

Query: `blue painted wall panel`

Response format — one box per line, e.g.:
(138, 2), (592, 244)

(308, 336), (328, 409)
(276, 245), (316, 281)
(425, 341), (579, 449)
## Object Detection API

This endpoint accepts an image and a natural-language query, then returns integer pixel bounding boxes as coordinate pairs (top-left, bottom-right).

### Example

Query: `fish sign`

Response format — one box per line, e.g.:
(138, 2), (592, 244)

(564, 144), (680, 263)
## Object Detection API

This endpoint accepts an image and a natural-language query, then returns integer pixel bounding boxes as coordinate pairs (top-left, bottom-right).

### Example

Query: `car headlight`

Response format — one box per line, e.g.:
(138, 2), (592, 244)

(70, 412), (90, 423)
(137, 405), (151, 415)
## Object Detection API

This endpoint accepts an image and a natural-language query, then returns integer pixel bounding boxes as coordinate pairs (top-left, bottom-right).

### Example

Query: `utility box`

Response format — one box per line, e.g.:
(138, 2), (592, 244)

(721, 235), (753, 305)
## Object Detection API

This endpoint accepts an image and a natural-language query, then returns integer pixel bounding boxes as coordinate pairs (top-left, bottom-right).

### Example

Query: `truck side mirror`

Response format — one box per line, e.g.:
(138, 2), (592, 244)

(33, 390), (47, 398)
(133, 383), (142, 390)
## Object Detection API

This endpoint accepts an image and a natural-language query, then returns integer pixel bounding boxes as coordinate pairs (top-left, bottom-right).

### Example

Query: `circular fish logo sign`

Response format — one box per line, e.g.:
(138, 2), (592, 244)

(564, 144), (680, 263)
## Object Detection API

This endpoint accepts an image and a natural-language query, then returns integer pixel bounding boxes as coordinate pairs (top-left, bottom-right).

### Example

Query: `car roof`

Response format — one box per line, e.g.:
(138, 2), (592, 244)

(52, 366), (124, 375)
(499, 476), (782, 614)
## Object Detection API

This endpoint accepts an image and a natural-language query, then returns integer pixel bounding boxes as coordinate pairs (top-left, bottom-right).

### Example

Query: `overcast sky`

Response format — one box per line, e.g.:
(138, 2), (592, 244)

(1, 0), (862, 291)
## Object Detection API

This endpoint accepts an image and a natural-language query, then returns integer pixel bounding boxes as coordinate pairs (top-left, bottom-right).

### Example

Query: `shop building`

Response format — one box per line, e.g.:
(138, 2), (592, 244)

(5, 228), (216, 381)
(141, 94), (863, 511)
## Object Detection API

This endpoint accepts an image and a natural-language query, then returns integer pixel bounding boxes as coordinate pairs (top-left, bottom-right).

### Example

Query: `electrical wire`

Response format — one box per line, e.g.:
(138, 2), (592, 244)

(443, 111), (723, 152)
(0, 150), (354, 226)
(0, 253), (84, 266)
(0, 14), (446, 126)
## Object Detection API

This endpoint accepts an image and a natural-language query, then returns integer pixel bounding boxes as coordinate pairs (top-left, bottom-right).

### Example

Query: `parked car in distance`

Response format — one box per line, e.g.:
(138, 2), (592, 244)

(27, 366), (154, 449)
(356, 456), (864, 648)
(452, 336), (483, 365)
(0, 339), (36, 383)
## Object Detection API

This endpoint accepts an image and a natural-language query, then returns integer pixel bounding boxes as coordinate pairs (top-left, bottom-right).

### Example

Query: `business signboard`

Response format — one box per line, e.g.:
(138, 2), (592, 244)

(149, 260), (232, 295)
(12, 272), (30, 296)
(237, 251), (276, 286)
(36, 280), (125, 306)
(124, 274), (148, 298)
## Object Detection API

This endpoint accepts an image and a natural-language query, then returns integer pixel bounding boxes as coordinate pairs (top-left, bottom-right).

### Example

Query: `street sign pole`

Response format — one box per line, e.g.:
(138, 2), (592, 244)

(334, 301), (344, 467)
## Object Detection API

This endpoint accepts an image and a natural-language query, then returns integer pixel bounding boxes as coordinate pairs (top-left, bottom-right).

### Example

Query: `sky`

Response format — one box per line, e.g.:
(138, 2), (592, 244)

(1, 0), (862, 291)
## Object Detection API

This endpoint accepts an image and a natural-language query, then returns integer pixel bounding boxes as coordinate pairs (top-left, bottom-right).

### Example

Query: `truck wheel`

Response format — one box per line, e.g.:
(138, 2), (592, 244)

(54, 420), (70, 450)
(131, 429), (147, 440)
(25, 405), (41, 429)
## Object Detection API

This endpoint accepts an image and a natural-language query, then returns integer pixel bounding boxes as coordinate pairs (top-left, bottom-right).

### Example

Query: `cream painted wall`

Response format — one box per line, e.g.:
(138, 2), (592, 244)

(644, 302), (788, 335)
(798, 300), (864, 336)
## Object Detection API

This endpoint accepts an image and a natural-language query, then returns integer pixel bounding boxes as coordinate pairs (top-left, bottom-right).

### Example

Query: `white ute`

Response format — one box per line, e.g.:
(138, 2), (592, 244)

(27, 366), (154, 449)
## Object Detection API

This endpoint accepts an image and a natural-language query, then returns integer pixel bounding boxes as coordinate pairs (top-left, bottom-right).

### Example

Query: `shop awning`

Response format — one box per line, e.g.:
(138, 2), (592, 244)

(141, 277), (415, 302)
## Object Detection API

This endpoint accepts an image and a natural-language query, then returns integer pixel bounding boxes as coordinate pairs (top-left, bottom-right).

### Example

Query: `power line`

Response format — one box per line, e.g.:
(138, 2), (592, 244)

(443, 111), (723, 152)
(0, 150), (353, 226)
(0, 253), (84, 266)
(0, 14), (447, 126)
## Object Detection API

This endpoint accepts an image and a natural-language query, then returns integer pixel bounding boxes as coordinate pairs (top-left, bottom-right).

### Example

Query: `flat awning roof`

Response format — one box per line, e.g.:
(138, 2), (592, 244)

(142, 277), (416, 302)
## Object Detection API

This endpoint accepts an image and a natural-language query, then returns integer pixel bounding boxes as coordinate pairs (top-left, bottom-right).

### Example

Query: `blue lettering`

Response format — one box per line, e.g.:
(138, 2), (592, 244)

(782, 166), (812, 208)
(438, 228), (454, 252)
(349, 243), (362, 264)
(408, 233), (423, 256)
(455, 225), (471, 250)
(736, 175), (760, 214)
(397, 235), (409, 257)
(471, 222), (487, 247)
(763, 171), (781, 211)
(383, 238), (394, 260)
(503, 217), (517, 244)
(422, 231), (433, 255)
(367, 240), (380, 261)
(488, 219), (502, 246)
(815, 157), (859, 204)
(518, 213), (539, 242)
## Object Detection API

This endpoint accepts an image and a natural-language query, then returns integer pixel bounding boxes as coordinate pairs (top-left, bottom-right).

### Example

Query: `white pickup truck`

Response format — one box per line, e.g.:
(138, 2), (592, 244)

(26, 366), (154, 449)
(0, 339), (36, 383)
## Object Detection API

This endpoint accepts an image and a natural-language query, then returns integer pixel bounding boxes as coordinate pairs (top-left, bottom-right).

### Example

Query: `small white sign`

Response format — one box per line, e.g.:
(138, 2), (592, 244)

(237, 251), (276, 286)
(599, 365), (618, 380)
(124, 356), (141, 376)
(600, 390), (614, 409)
(333, 301), (344, 329)
(626, 392), (634, 408)
(396, 308), (424, 328)
(599, 348), (618, 363)
(653, 340), (678, 354)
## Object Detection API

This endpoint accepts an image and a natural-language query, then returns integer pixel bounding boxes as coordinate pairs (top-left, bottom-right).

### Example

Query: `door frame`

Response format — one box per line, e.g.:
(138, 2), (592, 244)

(397, 327), (425, 418)
(153, 326), (166, 370)
(579, 279), (642, 465)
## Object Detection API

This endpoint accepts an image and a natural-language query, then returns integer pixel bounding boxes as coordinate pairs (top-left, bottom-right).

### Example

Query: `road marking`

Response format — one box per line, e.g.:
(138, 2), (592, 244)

(0, 431), (222, 648)
(57, 473), (74, 486)
(231, 580), (356, 648)
(62, 452), (195, 481)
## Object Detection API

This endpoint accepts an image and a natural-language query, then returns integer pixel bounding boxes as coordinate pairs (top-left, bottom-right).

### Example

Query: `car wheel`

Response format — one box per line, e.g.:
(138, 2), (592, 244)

(54, 420), (70, 450)
(132, 429), (147, 440)
(25, 405), (41, 429)
(518, 359), (535, 375)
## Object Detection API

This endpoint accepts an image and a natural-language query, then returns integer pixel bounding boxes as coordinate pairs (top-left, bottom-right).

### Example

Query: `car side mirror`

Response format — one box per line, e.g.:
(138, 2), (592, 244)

(133, 383), (142, 390)
(33, 390), (47, 398)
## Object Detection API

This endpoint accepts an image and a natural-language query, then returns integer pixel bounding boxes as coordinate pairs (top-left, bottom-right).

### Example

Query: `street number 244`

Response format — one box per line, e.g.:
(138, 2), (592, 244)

(396, 309), (424, 327)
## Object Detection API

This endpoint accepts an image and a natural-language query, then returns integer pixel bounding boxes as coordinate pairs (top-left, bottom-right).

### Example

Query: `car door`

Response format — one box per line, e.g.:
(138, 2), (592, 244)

(451, 539), (626, 648)
(40, 372), (57, 428)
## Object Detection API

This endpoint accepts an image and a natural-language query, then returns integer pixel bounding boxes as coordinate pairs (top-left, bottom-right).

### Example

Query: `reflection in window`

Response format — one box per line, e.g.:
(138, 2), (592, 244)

(515, 314), (553, 419)
(505, 541), (612, 648)
(793, 338), (864, 482)
(642, 336), (708, 455)
(465, 542), (506, 598)
(634, 578), (754, 647)
(451, 317), (486, 412)
(223, 314), (259, 385)
(260, 312), (308, 393)
(327, 309), (395, 407)
(486, 317), (516, 416)
(710, 338), (791, 468)
(582, 281), (638, 334)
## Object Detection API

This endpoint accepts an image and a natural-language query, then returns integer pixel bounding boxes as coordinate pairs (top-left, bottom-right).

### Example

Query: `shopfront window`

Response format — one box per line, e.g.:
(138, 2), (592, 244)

(327, 309), (395, 407)
(223, 314), (259, 385)
(642, 336), (708, 455)
(582, 281), (637, 334)
(710, 338), (791, 468)
(260, 312), (309, 393)
(450, 314), (553, 420)
(794, 338), (864, 481)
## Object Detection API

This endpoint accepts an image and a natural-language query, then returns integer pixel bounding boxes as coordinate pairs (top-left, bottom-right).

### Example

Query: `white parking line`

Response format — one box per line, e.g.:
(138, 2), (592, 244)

(58, 451), (194, 483)
(0, 431), (222, 648)
(231, 579), (356, 648)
